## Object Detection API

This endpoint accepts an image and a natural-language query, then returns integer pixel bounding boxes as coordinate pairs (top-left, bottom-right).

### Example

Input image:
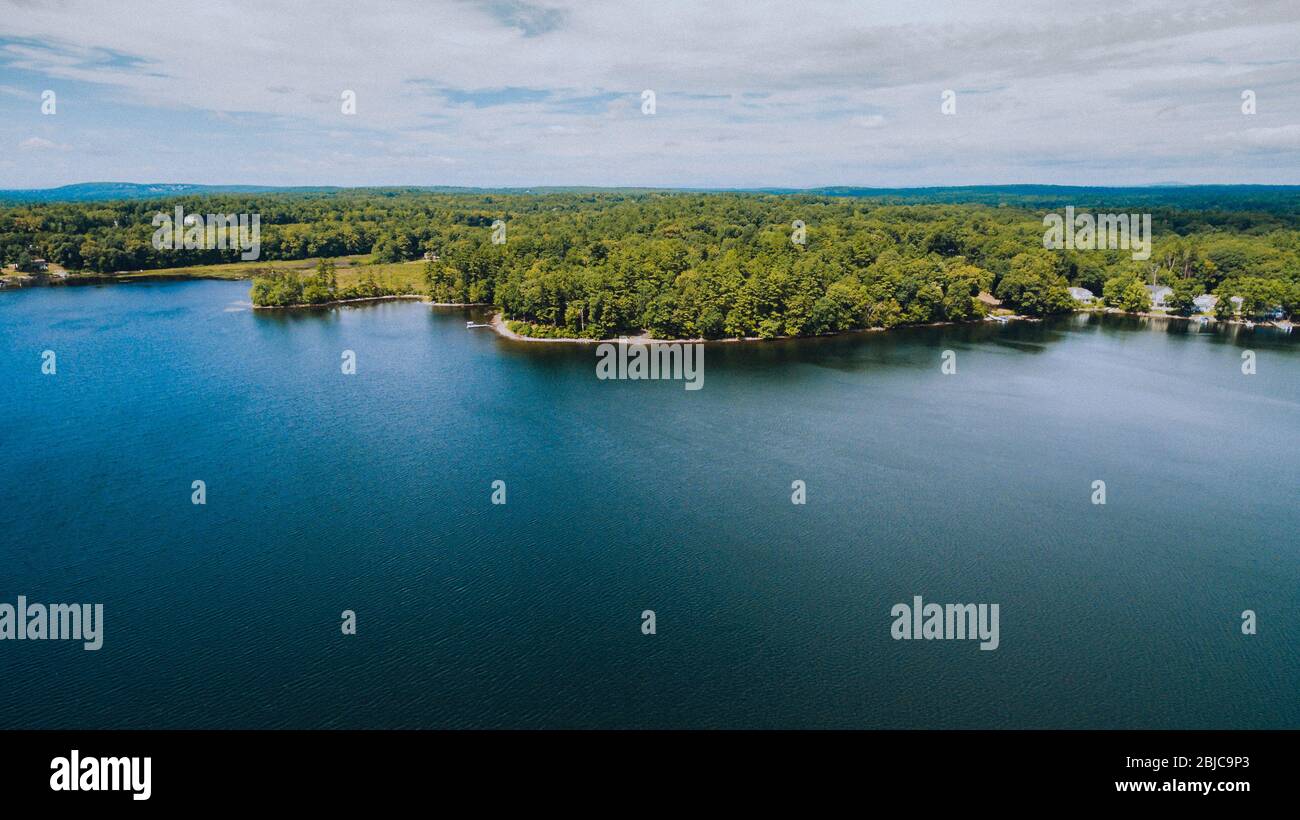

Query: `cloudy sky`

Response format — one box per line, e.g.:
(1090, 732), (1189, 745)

(1, 0), (1298, 189)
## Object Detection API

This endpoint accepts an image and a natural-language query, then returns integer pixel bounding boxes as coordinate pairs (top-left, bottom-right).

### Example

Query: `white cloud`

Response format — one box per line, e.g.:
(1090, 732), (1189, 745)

(0, 0), (1298, 186)
(1210, 124), (1300, 150)
(18, 136), (66, 151)
(851, 115), (887, 129)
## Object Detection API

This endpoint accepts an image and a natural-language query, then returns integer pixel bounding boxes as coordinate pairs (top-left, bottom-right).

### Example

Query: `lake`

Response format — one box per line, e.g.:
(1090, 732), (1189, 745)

(1, 279), (1296, 728)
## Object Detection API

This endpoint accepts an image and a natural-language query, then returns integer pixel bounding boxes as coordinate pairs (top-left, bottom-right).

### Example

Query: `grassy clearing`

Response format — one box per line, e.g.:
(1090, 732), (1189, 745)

(334, 260), (426, 292)
(95, 255), (427, 292)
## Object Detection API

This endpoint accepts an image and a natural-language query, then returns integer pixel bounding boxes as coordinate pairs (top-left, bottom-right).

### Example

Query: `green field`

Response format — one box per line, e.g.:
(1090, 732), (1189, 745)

(91, 255), (427, 293)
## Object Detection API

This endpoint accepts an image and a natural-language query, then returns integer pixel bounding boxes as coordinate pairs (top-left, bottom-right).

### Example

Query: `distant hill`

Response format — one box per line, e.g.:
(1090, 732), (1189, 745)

(0, 182), (336, 203)
(789, 184), (1300, 213)
(2, 182), (1299, 214)
(0, 183), (692, 203)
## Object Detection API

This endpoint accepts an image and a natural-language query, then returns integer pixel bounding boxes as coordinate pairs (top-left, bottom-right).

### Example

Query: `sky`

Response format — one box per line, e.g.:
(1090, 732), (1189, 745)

(1, 0), (1299, 189)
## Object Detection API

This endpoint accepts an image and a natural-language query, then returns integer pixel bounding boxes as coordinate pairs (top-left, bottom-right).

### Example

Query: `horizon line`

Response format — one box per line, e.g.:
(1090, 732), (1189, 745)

(9, 181), (1300, 194)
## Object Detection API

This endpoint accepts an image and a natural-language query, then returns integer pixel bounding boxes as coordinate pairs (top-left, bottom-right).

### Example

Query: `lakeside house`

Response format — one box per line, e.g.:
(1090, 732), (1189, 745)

(1145, 284), (1173, 308)
(1212, 295), (1285, 321)
(1067, 286), (1095, 304)
(1193, 294), (1217, 313)
(977, 291), (1001, 308)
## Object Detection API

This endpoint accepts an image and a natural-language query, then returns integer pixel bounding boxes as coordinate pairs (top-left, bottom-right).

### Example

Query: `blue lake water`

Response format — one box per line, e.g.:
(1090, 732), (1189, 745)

(1, 279), (1296, 728)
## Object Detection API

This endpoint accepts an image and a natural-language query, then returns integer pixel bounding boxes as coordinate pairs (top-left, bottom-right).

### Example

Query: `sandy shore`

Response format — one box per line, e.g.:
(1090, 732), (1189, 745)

(489, 312), (640, 343)
(489, 311), (774, 344)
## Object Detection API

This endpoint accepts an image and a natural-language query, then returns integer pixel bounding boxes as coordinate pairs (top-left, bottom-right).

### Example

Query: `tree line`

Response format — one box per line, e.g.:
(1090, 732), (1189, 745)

(4, 190), (1298, 334)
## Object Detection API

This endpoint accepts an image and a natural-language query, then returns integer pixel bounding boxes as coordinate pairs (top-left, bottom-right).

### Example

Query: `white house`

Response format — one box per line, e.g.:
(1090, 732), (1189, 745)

(1193, 294), (1217, 313)
(1067, 287), (1095, 303)
(1145, 284), (1173, 307)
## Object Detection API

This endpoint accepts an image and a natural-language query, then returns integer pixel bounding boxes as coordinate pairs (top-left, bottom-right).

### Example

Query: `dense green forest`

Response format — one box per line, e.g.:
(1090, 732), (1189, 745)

(4, 189), (1298, 338)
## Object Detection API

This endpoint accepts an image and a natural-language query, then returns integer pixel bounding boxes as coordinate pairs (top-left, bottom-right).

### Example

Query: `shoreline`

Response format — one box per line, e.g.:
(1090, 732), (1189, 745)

(2, 271), (253, 287)
(1083, 306), (1285, 328)
(488, 311), (1037, 345)
(5, 274), (1287, 338)
(253, 295), (493, 311)
(252, 294), (430, 310)
(489, 308), (1289, 344)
